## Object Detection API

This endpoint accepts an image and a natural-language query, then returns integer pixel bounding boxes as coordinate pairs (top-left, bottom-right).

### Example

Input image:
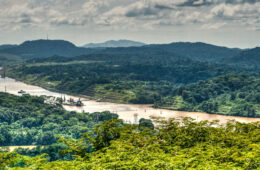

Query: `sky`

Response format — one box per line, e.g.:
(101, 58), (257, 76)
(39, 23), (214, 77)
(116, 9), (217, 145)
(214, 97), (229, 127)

(0, 0), (259, 48)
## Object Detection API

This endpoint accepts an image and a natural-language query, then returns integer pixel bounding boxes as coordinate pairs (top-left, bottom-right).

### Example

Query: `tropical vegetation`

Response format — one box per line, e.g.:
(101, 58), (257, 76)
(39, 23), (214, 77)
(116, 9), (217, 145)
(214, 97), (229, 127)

(1, 118), (259, 169)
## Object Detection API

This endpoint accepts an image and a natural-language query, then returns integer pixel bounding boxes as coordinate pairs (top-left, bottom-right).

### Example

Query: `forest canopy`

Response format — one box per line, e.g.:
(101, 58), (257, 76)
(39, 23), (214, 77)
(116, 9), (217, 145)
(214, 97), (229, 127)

(1, 118), (259, 169)
(0, 92), (117, 146)
(7, 54), (260, 117)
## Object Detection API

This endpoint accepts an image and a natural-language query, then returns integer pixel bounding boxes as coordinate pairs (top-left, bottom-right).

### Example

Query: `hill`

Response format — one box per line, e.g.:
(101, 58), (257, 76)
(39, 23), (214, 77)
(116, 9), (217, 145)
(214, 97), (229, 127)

(0, 53), (22, 66)
(0, 44), (18, 50)
(0, 40), (242, 62)
(155, 74), (260, 117)
(152, 42), (241, 62)
(8, 53), (242, 106)
(83, 40), (146, 48)
(89, 42), (242, 62)
(0, 40), (91, 59)
(224, 47), (260, 68)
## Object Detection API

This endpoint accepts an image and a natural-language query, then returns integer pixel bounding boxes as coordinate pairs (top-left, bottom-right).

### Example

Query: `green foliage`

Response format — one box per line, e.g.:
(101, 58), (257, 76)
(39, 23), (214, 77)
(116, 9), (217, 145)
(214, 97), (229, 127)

(139, 118), (154, 130)
(0, 92), (117, 146)
(224, 47), (260, 69)
(157, 74), (260, 117)
(8, 54), (238, 105)
(1, 118), (259, 169)
(15, 144), (72, 162)
(0, 53), (22, 66)
(8, 53), (259, 118)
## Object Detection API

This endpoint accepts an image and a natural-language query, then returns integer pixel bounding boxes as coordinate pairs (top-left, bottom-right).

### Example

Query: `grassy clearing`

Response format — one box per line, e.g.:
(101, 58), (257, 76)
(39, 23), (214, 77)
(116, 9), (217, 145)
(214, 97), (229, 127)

(26, 60), (104, 67)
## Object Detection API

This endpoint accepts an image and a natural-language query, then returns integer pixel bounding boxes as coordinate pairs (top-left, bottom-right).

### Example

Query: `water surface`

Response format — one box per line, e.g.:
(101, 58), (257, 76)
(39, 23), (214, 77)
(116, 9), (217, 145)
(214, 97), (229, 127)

(1, 75), (259, 124)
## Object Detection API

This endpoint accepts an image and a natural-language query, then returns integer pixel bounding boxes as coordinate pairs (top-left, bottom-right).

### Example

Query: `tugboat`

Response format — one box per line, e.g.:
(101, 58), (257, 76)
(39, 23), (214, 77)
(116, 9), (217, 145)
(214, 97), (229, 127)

(76, 99), (84, 107)
(18, 90), (26, 94)
(63, 98), (84, 107)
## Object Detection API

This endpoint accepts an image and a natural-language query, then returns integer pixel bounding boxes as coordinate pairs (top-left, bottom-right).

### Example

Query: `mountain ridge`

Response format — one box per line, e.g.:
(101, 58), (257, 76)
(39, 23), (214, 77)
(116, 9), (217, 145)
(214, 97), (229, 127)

(1, 39), (259, 65)
(224, 47), (260, 68)
(0, 39), (90, 58)
(83, 39), (146, 48)
(0, 44), (18, 50)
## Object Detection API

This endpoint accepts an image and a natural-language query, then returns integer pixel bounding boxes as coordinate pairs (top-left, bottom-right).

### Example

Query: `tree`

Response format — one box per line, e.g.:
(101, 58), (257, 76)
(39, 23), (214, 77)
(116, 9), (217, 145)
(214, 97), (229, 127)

(139, 118), (154, 130)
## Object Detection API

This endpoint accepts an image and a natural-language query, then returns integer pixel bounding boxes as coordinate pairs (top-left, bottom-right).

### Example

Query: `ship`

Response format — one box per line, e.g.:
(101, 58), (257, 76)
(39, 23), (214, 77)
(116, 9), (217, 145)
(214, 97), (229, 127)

(63, 98), (84, 107)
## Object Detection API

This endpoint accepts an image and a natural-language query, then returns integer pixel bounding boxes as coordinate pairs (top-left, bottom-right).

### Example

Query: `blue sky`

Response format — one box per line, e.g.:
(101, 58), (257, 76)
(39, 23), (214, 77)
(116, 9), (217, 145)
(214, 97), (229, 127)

(0, 0), (259, 48)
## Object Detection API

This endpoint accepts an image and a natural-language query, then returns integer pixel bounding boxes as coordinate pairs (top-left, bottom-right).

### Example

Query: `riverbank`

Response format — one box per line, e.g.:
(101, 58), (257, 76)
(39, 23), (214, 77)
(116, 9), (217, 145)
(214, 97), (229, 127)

(1, 74), (260, 124)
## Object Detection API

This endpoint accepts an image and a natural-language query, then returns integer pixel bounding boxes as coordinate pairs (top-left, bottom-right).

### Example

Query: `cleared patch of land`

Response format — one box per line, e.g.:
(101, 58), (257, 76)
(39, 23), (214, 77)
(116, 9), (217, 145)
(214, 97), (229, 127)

(0, 145), (36, 152)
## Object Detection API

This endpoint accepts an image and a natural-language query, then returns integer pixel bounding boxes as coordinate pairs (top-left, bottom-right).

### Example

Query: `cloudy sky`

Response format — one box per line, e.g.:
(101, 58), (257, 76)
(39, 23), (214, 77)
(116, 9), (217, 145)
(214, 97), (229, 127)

(0, 0), (259, 48)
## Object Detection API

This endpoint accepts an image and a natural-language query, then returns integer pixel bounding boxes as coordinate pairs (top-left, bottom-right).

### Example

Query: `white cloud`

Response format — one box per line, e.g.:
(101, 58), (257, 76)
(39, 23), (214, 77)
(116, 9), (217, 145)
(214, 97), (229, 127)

(201, 22), (226, 29)
(210, 2), (260, 30)
(0, 0), (259, 32)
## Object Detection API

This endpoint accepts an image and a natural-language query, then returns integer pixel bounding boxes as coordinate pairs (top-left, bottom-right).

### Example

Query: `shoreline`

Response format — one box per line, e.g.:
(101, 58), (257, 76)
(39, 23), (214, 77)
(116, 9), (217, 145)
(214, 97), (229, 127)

(0, 73), (260, 124)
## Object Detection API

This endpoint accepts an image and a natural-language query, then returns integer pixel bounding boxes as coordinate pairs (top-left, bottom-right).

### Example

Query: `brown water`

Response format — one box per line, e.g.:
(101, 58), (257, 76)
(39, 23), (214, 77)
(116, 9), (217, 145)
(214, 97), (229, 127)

(0, 73), (259, 124)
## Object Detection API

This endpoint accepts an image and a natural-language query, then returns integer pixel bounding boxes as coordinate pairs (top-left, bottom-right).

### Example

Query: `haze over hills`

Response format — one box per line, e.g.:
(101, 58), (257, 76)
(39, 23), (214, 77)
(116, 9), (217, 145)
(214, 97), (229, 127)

(224, 47), (260, 68)
(1, 39), (259, 66)
(95, 42), (242, 62)
(83, 40), (146, 48)
(148, 42), (242, 62)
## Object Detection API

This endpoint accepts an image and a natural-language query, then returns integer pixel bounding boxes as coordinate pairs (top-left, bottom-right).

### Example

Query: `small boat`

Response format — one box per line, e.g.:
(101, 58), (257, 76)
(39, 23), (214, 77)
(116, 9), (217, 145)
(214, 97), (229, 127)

(75, 100), (84, 107)
(18, 90), (26, 94)
(96, 98), (105, 102)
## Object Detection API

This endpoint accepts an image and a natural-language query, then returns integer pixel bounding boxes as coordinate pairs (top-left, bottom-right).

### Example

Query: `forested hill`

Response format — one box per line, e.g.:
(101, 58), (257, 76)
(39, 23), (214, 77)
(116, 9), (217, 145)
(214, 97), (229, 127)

(0, 39), (244, 62)
(9, 53), (260, 117)
(144, 42), (241, 62)
(0, 44), (17, 50)
(83, 40), (146, 48)
(8, 54), (238, 103)
(224, 47), (260, 68)
(156, 74), (260, 117)
(88, 42), (242, 62)
(2, 39), (260, 67)
(0, 53), (21, 66)
(0, 40), (92, 58)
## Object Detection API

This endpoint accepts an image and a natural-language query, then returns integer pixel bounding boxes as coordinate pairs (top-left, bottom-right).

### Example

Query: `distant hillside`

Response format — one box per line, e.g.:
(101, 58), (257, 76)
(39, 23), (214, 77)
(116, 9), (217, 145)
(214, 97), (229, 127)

(83, 40), (146, 48)
(151, 42), (241, 62)
(90, 42), (241, 62)
(0, 44), (18, 50)
(224, 47), (260, 68)
(0, 40), (243, 62)
(156, 74), (260, 117)
(0, 40), (91, 58)
(0, 53), (22, 66)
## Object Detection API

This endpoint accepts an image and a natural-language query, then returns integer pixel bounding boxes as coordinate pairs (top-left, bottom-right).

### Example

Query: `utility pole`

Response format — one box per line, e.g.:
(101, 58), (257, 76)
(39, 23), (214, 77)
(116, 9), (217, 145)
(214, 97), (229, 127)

(3, 67), (5, 78)
(134, 113), (138, 124)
